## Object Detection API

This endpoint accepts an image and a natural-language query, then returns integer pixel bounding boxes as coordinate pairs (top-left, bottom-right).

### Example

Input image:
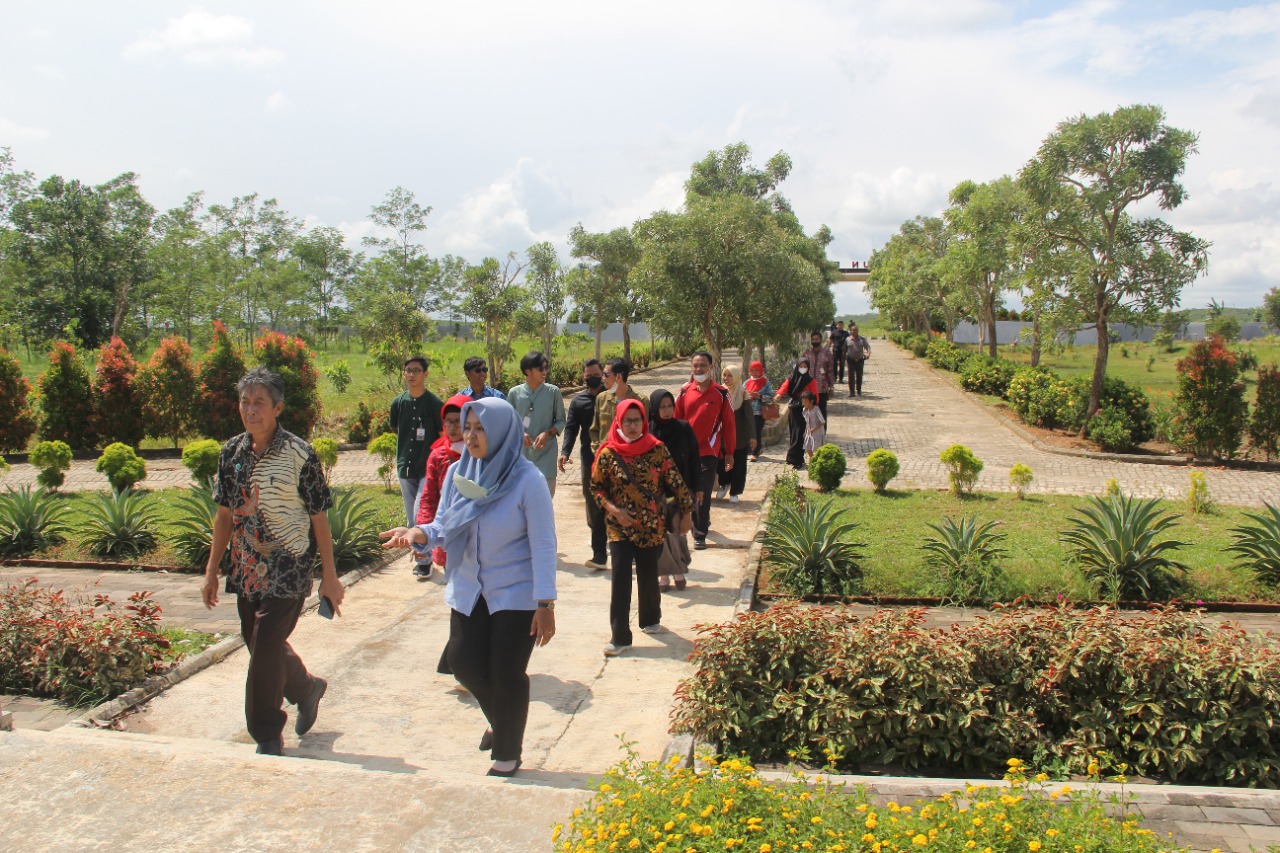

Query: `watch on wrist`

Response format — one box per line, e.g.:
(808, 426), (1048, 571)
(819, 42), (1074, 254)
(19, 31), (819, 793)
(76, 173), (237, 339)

(538, 601), (555, 610)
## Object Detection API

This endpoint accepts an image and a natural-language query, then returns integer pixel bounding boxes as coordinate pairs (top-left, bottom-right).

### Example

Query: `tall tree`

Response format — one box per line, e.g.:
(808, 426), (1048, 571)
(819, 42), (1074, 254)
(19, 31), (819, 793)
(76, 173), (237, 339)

(568, 224), (640, 359)
(1019, 104), (1210, 426)
(206, 194), (302, 345)
(461, 253), (527, 380)
(564, 263), (610, 360)
(943, 177), (1026, 357)
(867, 216), (958, 337)
(1264, 287), (1280, 332)
(525, 241), (566, 358)
(148, 192), (222, 343)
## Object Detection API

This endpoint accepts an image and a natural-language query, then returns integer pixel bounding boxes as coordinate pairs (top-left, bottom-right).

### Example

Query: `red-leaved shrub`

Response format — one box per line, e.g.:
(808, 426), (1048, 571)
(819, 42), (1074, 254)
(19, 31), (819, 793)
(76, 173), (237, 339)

(1174, 334), (1249, 459)
(0, 349), (37, 452)
(253, 330), (321, 438)
(198, 321), (248, 441)
(38, 341), (97, 451)
(137, 336), (198, 447)
(91, 337), (144, 447)
(1250, 364), (1280, 461)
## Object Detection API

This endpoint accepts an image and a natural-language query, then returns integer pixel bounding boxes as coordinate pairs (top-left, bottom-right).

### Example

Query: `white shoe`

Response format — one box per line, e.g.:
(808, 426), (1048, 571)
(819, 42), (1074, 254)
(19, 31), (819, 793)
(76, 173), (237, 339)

(716, 485), (729, 500)
(584, 559), (607, 571)
(729, 495), (739, 504)
(603, 643), (630, 657)
(641, 624), (664, 635)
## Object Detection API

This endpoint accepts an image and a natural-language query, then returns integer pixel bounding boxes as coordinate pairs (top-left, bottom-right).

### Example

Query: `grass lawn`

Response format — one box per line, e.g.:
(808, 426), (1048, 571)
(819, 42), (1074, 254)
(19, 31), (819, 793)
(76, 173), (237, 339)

(24, 483), (404, 568)
(761, 487), (1271, 604)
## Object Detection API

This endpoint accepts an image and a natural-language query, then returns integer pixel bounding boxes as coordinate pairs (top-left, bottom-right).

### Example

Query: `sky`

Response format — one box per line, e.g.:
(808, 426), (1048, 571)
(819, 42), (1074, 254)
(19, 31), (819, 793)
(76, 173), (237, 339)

(3, 0), (1279, 316)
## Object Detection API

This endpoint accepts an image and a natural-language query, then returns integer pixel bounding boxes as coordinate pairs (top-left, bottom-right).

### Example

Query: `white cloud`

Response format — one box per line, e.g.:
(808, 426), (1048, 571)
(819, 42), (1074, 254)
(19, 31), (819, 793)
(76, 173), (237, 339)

(123, 6), (283, 68)
(0, 116), (51, 142)
(264, 92), (291, 114)
(432, 159), (576, 257)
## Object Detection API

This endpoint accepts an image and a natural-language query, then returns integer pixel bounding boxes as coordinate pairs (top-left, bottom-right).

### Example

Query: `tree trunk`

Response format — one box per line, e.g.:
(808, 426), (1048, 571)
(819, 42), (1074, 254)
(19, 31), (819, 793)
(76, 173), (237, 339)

(593, 316), (602, 361)
(1030, 312), (1041, 368)
(622, 318), (631, 362)
(1084, 315), (1109, 434)
(702, 313), (721, 373)
(740, 337), (753, 376)
(985, 291), (998, 358)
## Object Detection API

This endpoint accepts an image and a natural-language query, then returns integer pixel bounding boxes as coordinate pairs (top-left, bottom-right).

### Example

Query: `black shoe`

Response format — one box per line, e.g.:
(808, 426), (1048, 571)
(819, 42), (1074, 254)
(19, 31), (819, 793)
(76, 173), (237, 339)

(487, 760), (522, 777)
(255, 738), (284, 755)
(693, 538), (707, 551)
(479, 728), (493, 751)
(413, 563), (432, 579)
(294, 676), (327, 736)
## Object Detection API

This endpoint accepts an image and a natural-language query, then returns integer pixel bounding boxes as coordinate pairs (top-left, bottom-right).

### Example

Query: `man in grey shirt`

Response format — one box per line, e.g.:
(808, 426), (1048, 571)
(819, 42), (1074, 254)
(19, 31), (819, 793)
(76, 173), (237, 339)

(506, 350), (567, 496)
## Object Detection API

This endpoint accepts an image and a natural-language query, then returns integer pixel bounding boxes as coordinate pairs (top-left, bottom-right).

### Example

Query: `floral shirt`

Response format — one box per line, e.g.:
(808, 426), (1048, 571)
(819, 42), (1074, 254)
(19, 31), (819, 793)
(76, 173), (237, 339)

(213, 427), (332, 601)
(591, 444), (694, 547)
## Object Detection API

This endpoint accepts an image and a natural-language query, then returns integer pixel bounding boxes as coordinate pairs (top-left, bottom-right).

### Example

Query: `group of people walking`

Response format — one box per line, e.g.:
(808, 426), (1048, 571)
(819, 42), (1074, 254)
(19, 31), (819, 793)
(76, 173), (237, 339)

(776, 322), (872, 469)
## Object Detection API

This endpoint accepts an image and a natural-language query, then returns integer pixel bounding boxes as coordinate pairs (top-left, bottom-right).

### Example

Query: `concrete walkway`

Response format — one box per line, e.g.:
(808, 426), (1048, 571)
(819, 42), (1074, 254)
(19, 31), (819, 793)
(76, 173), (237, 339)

(4, 347), (1280, 851)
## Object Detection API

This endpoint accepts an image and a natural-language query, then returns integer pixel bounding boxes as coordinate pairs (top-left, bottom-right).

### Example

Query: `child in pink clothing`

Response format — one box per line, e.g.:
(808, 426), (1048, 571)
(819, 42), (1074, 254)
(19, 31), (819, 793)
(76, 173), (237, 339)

(801, 391), (825, 460)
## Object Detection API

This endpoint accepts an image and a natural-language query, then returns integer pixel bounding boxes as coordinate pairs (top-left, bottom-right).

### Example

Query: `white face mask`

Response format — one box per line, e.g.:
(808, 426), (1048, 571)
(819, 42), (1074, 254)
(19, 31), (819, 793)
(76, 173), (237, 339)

(692, 372), (709, 383)
(798, 366), (809, 374)
(453, 459), (488, 499)
(450, 440), (465, 455)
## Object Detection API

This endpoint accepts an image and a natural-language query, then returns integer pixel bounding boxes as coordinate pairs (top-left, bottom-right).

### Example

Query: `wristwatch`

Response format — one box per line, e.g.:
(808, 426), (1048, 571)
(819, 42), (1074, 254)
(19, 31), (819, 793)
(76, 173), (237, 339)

(538, 601), (555, 610)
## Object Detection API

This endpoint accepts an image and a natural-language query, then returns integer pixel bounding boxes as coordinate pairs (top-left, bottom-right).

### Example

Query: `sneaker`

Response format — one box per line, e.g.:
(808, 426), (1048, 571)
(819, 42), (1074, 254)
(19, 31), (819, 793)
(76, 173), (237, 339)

(603, 643), (630, 657)
(641, 624), (664, 635)
(585, 558), (607, 571)
(729, 495), (740, 504)
(412, 564), (432, 579)
(255, 738), (284, 756)
(716, 485), (730, 500)
(693, 538), (707, 551)
(294, 676), (327, 736)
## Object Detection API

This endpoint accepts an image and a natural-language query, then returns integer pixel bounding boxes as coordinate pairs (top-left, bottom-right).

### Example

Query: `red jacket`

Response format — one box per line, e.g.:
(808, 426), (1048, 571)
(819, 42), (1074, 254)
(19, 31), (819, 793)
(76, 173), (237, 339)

(416, 440), (461, 566)
(674, 381), (736, 459)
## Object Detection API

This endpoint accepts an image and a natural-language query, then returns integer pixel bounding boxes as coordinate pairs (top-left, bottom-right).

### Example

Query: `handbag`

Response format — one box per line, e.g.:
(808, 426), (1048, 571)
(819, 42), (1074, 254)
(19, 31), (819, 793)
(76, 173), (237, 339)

(762, 401), (781, 421)
(612, 453), (691, 574)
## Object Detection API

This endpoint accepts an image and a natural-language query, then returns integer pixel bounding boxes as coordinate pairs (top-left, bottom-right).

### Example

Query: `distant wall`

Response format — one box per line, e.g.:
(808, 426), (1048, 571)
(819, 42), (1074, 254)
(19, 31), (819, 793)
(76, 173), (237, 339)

(950, 321), (1274, 346)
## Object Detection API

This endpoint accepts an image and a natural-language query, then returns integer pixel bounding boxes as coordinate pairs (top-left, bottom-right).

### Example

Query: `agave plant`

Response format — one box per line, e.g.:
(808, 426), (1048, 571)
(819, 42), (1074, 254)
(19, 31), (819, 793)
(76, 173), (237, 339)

(0, 486), (69, 556)
(1060, 494), (1189, 602)
(922, 515), (1009, 604)
(171, 479), (228, 570)
(327, 487), (386, 570)
(1228, 502), (1280, 587)
(762, 499), (864, 597)
(79, 489), (160, 558)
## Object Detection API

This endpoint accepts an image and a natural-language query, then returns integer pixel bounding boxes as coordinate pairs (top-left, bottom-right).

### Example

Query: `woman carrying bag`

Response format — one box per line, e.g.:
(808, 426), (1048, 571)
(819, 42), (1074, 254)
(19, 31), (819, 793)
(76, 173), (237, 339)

(649, 388), (699, 592)
(744, 360), (775, 462)
(775, 358), (814, 470)
(591, 398), (694, 657)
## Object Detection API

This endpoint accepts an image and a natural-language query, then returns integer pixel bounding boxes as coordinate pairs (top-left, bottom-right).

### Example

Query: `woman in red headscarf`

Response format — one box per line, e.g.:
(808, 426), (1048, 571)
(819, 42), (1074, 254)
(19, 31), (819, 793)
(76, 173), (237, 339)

(415, 394), (471, 575)
(744, 360), (774, 462)
(590, 398), (694, 657)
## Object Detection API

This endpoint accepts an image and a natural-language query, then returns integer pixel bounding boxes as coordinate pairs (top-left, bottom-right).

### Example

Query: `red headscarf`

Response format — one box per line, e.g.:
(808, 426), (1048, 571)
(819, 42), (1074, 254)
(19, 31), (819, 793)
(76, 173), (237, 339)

(601, 397), (660, 458)
(745, 360), (767, 396)
(430, 393), (472, 454)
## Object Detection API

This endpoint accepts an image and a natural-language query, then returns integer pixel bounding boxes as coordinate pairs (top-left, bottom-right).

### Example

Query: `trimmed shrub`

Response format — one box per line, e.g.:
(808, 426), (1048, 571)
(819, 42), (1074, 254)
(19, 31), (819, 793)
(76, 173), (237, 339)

(1085, 407), (1136, 452)
(940, 443), (982, 495)
(253, 330), (321, 439)
(197, 321), (247, 442)
(347, 401), (376, 444)
(1249, 364), (1280, 461)
(864, 448), (899, 493)
(0, 349), (38, 452)
(959, 354), (1017, 396)
(1009, 462), (1033, 499)
(181, 438), (222, 484)
(1175, 334), (1249, 459)
(369, 432), (397, 491)
(0, 455), (8, 479)
(1186, 471), (1212, 515)
(806, 443), (846, 492)
(1073, 375), (1153, 444)
(91, 337), (144, 448)
(137, 336), (199, 448)
(29, 440), (73, 490)
(324, 359), (352, 394)
(37, 341), (96, 451)
(311, 437), (339, 482)
(95, 442), (147, 493)
(1006, 366), (1079, 429)
(925, 337), (973, 371)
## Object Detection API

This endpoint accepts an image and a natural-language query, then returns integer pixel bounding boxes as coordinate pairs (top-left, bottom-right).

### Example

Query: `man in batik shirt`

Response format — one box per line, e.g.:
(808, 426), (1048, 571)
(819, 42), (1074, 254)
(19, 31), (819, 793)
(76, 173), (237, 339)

(201, 367), (344, 756)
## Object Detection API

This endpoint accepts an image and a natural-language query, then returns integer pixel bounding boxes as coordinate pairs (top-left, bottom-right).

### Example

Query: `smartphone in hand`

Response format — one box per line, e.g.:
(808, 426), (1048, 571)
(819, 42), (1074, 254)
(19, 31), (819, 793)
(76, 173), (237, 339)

(318, 595), (335, 619)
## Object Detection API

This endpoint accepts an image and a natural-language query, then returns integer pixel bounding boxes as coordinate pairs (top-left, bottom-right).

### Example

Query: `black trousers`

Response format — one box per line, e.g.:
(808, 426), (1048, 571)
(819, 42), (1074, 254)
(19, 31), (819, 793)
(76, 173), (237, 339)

(833, 349), (847, 382)
(717, 447), (749, 496)
(447, 596), (536, 763)
(752, 413), (764, 457)
(692, 455), (717, 540)
(848, 359), (866, 395)
(237, 595), (312, 744)
(581, 452), (607, 563)
(786, 405), (806, 469)
(609, 539), (662, 645)
(818, 391), (829, 420)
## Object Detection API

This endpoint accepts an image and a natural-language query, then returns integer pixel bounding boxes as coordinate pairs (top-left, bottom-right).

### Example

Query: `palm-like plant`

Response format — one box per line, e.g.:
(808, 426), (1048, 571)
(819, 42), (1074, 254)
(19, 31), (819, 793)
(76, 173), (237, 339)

(171, 479), (227, 570)
(80, 490), (160, 558)
(1228, 502), (1280, 587)
(922, 515), (1009, 604)
(1060, 494), (1188, 602)
(327, 487), (386, 570)
(762, 499), (864, 597)
(0, 486), (68, 556)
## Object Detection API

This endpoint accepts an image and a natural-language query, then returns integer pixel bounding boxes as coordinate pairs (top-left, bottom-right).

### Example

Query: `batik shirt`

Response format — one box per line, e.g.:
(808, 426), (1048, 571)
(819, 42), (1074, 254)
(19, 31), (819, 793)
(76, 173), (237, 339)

(213, 427), (333, 601)
(591, 444), (694, 547)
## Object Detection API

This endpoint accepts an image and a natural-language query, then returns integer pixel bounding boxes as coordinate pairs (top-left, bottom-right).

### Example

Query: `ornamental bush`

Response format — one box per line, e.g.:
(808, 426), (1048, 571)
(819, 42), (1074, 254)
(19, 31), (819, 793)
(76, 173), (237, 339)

(1009, 463), (1033, 499)
(91, 337), (143, 448)
(137, 336), (199, 448)
(181, 438), (222, 484)
(347, 401), (376, 444)
(29, 440), (73, 490)
(806, 443), (846, 492)
(864, 448), (899, 493)
(940, 443), (983, 495)
(1249, 364), (1280, 461)
(324, 359), (352, 395)
(1072, 375), (1153, 444)
(1006, 366), (1079, 429)
(95, 442), (147, 493)
(368, 432), (398, 491)
(672, 602), (1280, 787)
(958, 354), (1017, 396)
(925, 337), (973, 372)
(38, 341), (97, 451)
(198, 321), (247, 442)
(1085, 407), (1136, 452)
(253, 330), (321, 439)
(1174, 335), (1249, 459)
(311, 437), (339, 482)
(0, 349), (37, 452)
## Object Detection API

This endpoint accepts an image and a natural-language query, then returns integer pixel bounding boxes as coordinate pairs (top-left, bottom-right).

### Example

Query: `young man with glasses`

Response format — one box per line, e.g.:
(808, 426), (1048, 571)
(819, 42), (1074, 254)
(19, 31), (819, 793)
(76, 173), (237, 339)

(507, 351), (566, 496)
(390, 356), (443, 576)
(459, 356), (506, 400)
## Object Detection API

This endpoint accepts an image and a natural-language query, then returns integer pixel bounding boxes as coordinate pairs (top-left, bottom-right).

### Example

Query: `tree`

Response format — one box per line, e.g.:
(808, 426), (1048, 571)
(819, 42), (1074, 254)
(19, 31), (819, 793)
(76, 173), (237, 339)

(564, 263), (610, 360)
(91, 337), (144, 447)
(198, 321), (248, 441)
(147, 192), (224, 344)
(867, 216), (958, 337)
(525, 242), (566, 358)
(943, 177), (1026, 357)
(1019, 104), (1210, 427)
(568, 225), (639, 359)
(0, 348), (37, 452)
(294, 226), (358, 345)
(1262, 287), (1280, 332)
(137, 336), (199, 447)
(38, 341), (97, 451)
(460, 254), (527, 381)
(206, 194), (302, 346)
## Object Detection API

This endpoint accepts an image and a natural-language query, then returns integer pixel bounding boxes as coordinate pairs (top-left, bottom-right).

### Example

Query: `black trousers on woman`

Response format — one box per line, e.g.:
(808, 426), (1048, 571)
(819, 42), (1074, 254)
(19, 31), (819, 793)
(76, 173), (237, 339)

(785, 405), (806, 469)
(752, 413), (764, 458)
(717, 446), (749, 495)
(609, 539), (662, 645)
(447, 596), (536, 763)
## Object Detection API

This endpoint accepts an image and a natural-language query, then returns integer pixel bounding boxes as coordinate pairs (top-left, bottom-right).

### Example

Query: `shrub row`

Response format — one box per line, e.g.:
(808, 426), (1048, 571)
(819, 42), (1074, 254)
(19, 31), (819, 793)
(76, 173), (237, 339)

(0, 322), (321, 453)
(672, 602), (1280, 787)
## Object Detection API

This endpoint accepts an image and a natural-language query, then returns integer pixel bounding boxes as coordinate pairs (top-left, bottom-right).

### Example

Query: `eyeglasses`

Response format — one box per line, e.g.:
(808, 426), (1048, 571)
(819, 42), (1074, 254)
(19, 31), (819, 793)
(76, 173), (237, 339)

(621, 417), (645, 426)
(471, 366), (489, 373)
(403, 367), (424, 375)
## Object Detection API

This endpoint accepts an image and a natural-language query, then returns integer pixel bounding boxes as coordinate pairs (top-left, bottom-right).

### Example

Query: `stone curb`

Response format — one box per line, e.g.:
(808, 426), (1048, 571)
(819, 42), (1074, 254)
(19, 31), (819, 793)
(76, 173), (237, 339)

(73, 550), (400, 727)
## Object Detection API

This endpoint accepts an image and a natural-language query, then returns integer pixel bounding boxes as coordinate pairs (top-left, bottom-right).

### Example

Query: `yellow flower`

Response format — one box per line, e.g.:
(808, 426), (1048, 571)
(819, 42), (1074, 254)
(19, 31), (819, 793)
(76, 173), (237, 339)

(760, 847), (772, 853)
(1028, 843), (1042, 852)
(1046, 829), (1059, 838)
(811, 817), (823, 825)
(628, 840), (640, 850)
(912, 834), (928, 846)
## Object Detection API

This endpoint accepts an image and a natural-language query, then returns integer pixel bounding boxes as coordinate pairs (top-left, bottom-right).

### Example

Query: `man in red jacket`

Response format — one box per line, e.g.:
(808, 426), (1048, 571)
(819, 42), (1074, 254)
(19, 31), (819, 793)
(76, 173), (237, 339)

(674, 351), (736, 551)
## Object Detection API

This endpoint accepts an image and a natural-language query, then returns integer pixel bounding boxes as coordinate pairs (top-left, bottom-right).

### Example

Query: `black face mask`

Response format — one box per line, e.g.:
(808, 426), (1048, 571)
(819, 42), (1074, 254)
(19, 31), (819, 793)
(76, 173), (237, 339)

(585, 375), (604, 389)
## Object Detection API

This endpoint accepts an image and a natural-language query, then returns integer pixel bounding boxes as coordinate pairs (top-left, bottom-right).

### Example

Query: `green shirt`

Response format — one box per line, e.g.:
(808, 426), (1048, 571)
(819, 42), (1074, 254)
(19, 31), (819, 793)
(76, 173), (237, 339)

(507, 380), (568, 480)
(389, 389), (444, 479)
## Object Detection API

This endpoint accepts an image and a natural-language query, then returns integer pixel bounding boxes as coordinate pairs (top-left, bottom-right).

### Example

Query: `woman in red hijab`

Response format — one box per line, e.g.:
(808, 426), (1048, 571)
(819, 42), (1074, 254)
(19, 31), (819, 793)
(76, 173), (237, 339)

(415, 394), (471, 576)
(590, 398), (694, 657)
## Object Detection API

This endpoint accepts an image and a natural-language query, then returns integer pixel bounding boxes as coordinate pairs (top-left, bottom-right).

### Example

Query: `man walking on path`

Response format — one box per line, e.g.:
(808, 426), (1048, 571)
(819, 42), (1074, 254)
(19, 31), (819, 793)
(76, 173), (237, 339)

(829, 320), (850, 385)
(507, 350), (566, 497)
(459, 356), (506, 401)
(560, 358), (609, 569)
(675, 351), (736, 551)
(201, 367), (344, 757)
(389, 356), (443, 577)
(590, 357), (646, 455)
(845, 324), (872, 396)
(805, 331), (835, 418)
